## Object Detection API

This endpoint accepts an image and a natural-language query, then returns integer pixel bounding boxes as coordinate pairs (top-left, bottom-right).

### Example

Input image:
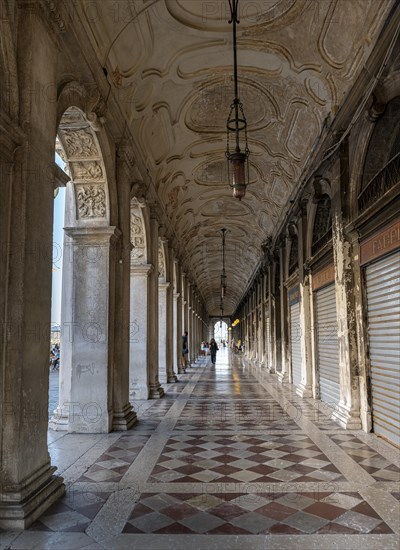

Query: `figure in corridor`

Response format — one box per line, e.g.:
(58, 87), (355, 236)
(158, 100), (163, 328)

(209, 338), (219, 365)
(182, 331), (189, 368)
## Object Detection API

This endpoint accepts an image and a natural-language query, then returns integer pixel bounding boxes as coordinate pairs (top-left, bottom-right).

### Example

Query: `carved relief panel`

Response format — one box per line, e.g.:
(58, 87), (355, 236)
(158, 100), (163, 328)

(130, 201), (147, 265)
(57, 108), (108, 223)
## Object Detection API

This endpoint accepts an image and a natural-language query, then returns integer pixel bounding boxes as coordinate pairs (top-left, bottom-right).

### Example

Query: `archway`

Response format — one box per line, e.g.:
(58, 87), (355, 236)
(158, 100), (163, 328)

(214, 320), (228, 345)
(50, 106), (134, 432)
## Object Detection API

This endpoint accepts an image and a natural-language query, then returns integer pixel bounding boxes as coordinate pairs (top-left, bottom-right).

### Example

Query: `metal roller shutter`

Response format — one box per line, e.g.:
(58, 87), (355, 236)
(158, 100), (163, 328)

(316, 284), (340, 407)
(366, 250), (400, 447)
(290, 302), (302, 387)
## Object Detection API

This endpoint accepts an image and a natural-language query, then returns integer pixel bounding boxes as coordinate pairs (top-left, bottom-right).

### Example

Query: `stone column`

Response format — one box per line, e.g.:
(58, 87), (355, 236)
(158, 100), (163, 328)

(194, 298), (199, 360)
(173, 290), (178, 372)
(129, 264), (152, 400)
(158, 281), (169, 384)
(166, 247), (177, 382)
(51, 226), (122, 433)
(260, 273), (267, 367)
(297, 204), (313, 398)
(175, 262), (184, 374)
(0, 9), (68, 526)
(278, 239), (289, 383)
(266, 262), (275, 372)
(148, 214), (164, 398)
(105, 145), (136, 430)
(331, 212), (361, 429)
(188, 284), (193, 364)
(182, 272), (188, 335)
(0, 145), (65, 527)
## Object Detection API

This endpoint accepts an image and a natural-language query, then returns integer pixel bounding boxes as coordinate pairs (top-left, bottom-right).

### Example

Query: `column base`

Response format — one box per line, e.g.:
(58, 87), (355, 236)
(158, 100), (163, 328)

(167, 373), (178, 383)
(149, 382), (165, 399)
(177, 366), (186, 374)
(331, 402), (362, 430)
(49, 406), (68, 431)
(277, 371), (289, 384)
(112, 404), (137, 431)
(130, 384), (150, 401)
(296, 382), (313, 398)
(0, 464), (65, 530)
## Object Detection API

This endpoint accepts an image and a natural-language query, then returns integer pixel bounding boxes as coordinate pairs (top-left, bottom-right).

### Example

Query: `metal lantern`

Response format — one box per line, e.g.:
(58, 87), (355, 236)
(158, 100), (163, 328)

(226, 0), (250, 200)
(220, 228), (228, 298)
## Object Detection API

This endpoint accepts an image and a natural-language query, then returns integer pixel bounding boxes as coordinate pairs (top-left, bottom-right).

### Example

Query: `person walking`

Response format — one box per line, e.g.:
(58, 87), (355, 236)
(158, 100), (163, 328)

(182, 331), (189, 369)
(209, 338), (219, 365)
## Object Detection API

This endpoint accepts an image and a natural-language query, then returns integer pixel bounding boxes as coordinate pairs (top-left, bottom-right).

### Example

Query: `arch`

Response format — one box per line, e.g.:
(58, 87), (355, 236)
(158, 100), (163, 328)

(130, 197), (148, 264)
(213, 320), (229, 343)
(288, 235), (299, 276)
(310, 194), (332, 257)
(158, 238), (167, 282)
(286, 221), (299, 276)
(51, 101), (127, 432)
(56, 106), (111, 227)
(349, 70), (400, 217)
(362, 96), (400, 188)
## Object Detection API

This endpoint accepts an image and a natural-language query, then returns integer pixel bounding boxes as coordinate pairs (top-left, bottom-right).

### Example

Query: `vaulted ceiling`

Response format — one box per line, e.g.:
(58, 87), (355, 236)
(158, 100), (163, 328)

(79, 0), (392, 315)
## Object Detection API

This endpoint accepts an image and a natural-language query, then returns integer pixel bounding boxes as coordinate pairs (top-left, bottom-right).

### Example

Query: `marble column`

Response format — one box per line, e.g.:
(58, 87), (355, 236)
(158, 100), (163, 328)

(188, 284), (193, 365)
(51, 226), (122, 433)
(297, 204), (313, 398)
(173, 290), (179, 372)
(129, 264), (152, 400)
(0, 145), (65, 527)
(148, 215), (164, 398)
(331, 214), (362, 429)
(166, 247), (178, 382)
(111, 147), (137, 430)
(176, 262), (184, 374)
(260, 274), (267, 367)
(278, 239), (290, 383)
(158, 282), (169, 384)
(266, 262), (275, 372)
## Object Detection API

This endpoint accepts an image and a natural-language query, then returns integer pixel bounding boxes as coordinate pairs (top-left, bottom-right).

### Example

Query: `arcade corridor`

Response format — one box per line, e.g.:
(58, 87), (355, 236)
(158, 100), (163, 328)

(1, 0), (400, 542)
(2, 351), (398, 549)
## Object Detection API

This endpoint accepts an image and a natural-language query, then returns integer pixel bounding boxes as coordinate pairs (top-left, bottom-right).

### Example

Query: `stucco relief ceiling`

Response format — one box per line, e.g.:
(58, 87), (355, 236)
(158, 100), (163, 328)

(79, 0), (392, 315)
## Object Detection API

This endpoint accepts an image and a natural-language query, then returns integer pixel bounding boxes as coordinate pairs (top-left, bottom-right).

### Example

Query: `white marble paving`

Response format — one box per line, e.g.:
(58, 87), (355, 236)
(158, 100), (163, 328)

(2, 355), (399, 549)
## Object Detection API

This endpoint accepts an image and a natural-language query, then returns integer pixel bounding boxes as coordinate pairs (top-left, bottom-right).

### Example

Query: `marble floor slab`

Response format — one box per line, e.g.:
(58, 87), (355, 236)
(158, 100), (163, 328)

(2, 351), (399, 549)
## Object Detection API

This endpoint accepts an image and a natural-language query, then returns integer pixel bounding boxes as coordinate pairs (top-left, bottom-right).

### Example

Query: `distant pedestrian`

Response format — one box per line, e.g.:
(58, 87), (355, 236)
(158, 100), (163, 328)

(182, 331), (189, 368)
(209, 338), (219, 365)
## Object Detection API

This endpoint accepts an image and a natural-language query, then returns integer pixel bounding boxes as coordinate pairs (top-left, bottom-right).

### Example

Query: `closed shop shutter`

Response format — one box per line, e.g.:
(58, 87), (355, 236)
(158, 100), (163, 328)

(316, 284), (340, 407)
(365, 250), (400, 447)
(290, 302), (302, 387)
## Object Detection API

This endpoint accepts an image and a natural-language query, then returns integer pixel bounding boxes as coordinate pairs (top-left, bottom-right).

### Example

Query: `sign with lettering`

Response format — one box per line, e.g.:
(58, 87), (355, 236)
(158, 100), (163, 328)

(312, 264), (335, 291)
(360, 219), (400, 266)
(288, 285), (300, 306)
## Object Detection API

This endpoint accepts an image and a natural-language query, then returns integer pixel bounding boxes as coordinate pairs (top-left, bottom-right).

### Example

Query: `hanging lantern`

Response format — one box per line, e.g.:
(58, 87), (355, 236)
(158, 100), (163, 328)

(225, 0), (250, 200)
(220, 228), (228, 298)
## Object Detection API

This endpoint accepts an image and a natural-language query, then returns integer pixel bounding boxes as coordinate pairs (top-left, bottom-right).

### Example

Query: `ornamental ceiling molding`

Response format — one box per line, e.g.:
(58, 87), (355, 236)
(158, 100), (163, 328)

(165, 0), (306, 32)
(80, 0), (393, 314)
(57, 107), (109, 224)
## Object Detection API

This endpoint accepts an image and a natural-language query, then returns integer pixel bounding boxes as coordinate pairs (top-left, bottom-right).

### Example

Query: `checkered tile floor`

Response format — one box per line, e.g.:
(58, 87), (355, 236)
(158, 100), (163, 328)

(329, 434), (400, 481)
(149, 434), (345, 483)
(78, 434), (149, 483)
(175, 400), (300, 430)
(15, 351), (398, 548)
(123, 491), (392, 535)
